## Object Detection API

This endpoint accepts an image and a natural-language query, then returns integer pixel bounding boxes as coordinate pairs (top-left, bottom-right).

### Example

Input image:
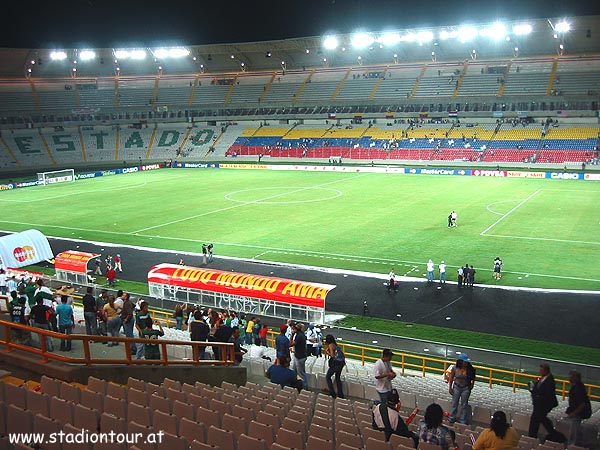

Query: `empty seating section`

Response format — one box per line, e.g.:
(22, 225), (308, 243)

(0, 83), (38, 112)
(1, 129), (54, 167)
(1, 371), (598, 450)
(373, 65), (422, 100)
(117, 78), (155, 107)
(554, 59), (600, 96)
(415, 64), (464, 97)
(459, 72), (502, 96)
(118, 126), (154, 161)
(82, 126), (118, 161)
(192, 84), (229, 105)
(35, 84), (77, 110)
(502, 60), (554, 96)
(78, 80), (115, 109)
(261, 72), (306, 103)
(156, 77), (196, 106)
(228, 74), (270, 104)
(336, 70), (379, 100)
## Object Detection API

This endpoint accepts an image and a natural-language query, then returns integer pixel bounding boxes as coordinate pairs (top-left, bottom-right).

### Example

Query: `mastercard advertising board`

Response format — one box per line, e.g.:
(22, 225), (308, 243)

(0, 230), (53, 269)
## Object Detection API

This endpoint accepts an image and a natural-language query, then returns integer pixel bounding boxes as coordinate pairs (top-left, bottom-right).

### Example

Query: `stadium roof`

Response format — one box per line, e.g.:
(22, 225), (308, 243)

(1, 2), (600, 77)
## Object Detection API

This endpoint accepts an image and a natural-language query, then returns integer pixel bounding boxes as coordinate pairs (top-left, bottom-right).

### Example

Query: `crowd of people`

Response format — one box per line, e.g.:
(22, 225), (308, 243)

(5, 277), (592, 448)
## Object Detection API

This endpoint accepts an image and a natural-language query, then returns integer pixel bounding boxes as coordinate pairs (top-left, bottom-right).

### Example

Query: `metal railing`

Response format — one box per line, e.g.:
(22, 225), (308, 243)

(0, 319), (235, 366)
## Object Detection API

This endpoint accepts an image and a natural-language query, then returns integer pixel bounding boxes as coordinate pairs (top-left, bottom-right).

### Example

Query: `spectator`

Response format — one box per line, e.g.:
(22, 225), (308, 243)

(9, 292), (31, 345)
(229, 326), (246, 365)
(275, 324), (290, 364)
(325, 334), (345, 399)
(473, 411), (518, 450)
(259, 322), (269, 346)
(305, 324), (320, 356)
(106, 265), (117, 287)
(96, 289), (108, 338)
(82, 286), (97, 336)
(134, 301), (150, 360)
(142, 317), (164, 360)
(103, 295), (121, 346)
(417, 403), (456, 450)
(250, 337), (271, 361)
(374, 349), (397, 403)
(252, 318), (261, 344)
(55, 295), (74, 352)
(29, 297), (54, 352)
(290, 323), (308, 390)
(373, 389), (417, 444)
(213, 321), (234, 360)
(266, 356), (301, 391)
(114, 254), (123, 272)
(528, 363), (558, 438)
(0, 268), (7, 295)
(174, 303), (185, 330)
(245, 317), (255, 345)
(190, 310), (210, 360)
(564, 370), (591, 445)
(448, 353), (476, 424)
(120, 293), (136, 354)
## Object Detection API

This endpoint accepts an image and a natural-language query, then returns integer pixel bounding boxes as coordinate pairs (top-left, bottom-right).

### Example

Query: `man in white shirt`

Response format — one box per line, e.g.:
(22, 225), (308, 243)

(439, 261), (447, 284)
(374, 349), (397, 403)
(426, 260), (435, 282)
(388, 269), (397, 292)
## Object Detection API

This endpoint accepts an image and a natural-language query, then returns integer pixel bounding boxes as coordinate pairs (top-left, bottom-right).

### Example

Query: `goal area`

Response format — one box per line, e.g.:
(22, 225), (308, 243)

(37, 169), (75, 185)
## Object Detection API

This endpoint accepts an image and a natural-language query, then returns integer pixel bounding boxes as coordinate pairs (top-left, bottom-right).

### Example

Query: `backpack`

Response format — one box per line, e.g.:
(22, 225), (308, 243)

(333, 345), (345, 364)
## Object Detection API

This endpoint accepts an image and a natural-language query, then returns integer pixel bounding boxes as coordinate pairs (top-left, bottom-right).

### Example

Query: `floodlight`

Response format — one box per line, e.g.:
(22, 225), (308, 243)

(266, 51), (272, 57)
(31, 60), (35, 64)
(114, 50), (129, 59)
(168, 48), (190, 58)
(439, 30), (458, 40)
(417, 31), (434, 42)
(512, 24), (532, 35)
(378, 32), (401, 46)
(480, 22), (506, 40)
(27, 68), (32, 73)
(400, 32), (417, 42)
(351, 32), (375, 49)
(79, 50), (96, 60)
(130, 50), (146, 60)
(50, 51), (67, 61)
(154, 49), (169, 58)
(458, 26), (478, 42)
(230, 55), (235, 59)
(323, 35), (339, 50)
(72, 67), (77, 72)
(555, 21), (570, 33)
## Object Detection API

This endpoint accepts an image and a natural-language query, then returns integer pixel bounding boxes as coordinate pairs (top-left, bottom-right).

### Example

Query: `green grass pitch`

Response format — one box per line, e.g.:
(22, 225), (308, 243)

(0, 168), (598, 291)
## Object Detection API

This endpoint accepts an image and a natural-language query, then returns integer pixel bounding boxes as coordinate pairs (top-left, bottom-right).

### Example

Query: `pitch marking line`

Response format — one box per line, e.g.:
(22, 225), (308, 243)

(483, 233), (600, 246)
(132, 173), (370, 234)
(480, 188), (542, 236)
(485, 200), (523, 216)
(0, 174), (189, 203)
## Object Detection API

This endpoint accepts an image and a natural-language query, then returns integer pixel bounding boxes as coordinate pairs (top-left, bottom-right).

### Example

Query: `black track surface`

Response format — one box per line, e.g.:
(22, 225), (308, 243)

(38, 236), (600, 349)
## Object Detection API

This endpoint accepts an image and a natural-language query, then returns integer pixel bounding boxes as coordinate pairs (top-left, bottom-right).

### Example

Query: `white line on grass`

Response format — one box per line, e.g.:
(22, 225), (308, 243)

(480, 188), (542, 236)
(483, 233), (600, 246)
(0, 174), (190, 203)
(131, 173), (370, 234)
(485, 200), (522, 216)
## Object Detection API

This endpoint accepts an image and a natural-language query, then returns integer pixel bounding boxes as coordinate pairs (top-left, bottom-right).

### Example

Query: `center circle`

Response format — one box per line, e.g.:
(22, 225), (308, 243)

(224, 187), (343, 204)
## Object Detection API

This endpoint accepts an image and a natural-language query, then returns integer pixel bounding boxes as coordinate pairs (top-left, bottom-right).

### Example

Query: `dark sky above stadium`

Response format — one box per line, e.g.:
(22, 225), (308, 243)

(1, 0), (599, 49)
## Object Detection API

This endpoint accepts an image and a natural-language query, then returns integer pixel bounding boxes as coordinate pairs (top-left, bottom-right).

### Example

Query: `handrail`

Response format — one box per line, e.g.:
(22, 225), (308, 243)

(0, 319), (236, 367)
(334, 341), (600, 402)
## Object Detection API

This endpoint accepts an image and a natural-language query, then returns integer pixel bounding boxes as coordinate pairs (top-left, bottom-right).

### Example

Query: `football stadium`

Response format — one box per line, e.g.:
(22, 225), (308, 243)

(0, 3), (599, 450)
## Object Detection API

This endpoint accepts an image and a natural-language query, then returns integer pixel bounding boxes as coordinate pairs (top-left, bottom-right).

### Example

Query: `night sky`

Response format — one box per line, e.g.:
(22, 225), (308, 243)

(1, 0), (599, 49)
